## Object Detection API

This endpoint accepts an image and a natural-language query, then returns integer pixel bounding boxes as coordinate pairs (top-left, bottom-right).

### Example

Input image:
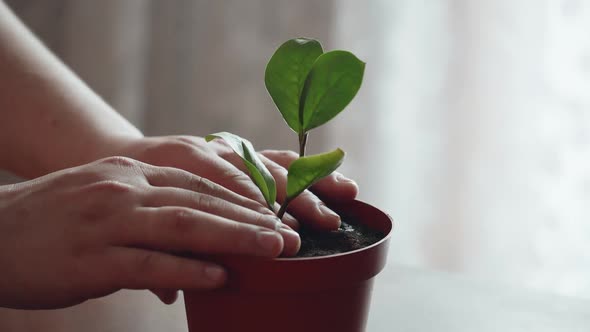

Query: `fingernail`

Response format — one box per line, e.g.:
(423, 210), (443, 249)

(319, 203), (339, 218)
(280, 222), (293, 231)
(204, 265), (226, 282)
(279, 225), (299, 238)
(335, 173), (355, 183)
(256, 230), (282, 253)
(278, 227), (301, 256)
(318, 204), (341, 226)
(278, 227), (300, 244)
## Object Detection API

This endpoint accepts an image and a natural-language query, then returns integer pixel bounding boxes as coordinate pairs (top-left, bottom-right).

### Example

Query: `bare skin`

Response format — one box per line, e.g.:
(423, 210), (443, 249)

(0, 156), (299, 309)
(0, 1), (358, 308)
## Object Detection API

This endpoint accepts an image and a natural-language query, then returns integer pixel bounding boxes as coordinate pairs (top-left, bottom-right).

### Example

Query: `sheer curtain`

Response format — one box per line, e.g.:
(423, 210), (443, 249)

(332, 0), (590, 297)
(2, 0), (590, 330)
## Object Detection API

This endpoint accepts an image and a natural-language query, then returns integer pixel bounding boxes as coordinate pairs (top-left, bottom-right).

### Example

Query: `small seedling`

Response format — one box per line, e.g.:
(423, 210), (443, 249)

(206, 38), (364, 219)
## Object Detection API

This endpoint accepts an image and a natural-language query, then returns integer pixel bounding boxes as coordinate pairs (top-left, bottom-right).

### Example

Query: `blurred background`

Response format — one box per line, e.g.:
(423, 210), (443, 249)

(3, 0), (590, 309)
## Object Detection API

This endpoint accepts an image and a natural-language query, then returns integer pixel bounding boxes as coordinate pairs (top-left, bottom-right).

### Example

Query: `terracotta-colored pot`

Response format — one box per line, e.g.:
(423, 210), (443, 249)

(183, 200), (393, 332)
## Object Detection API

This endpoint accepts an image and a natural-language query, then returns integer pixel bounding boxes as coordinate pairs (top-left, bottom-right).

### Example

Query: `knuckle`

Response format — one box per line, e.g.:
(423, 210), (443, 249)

(138, 137), (199, 165)
(248, 200), (275, 217)
(236, 225), (259, 251)
(100, 156), (137, 168)
(162, 138), (197, 156)
(224, 170), (249, 182)
(88, 180), (133, 194)
(174, 136), (197, 146)
(168, 208), (195, 234)
(297, 190), (318, 204)
(237, 175), (262, 193)
(262, 157), (286, 174)
(228, 220), (246, 238)
(135, 252), (158, 273)
(74, 182), (136, 221)
(194, 193), (216, 213)
(51, 169), (97, 187)
(253, 212), (275, 230)
(214, 143), (235, 157)
(223, 171), (265, 199)
(190, 175), (213, 193)
(258, 205), (275, 217)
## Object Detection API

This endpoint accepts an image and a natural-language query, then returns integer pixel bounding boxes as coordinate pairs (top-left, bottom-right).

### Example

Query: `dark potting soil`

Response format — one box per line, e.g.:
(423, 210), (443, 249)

(295, 215), (384, 258)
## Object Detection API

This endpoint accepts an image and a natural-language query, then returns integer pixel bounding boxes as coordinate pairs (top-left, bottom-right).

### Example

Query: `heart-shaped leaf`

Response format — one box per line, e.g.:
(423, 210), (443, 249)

(265, 38), (323, 133)
(205, 132), (276, 209)
(300, 50), (365, 132)
(286, 148), (345, 200)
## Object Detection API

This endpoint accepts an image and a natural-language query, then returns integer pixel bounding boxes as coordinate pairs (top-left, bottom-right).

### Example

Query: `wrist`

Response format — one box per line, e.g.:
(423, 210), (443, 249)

(90, 132), (145, 159)
(5, 133), (145, 179)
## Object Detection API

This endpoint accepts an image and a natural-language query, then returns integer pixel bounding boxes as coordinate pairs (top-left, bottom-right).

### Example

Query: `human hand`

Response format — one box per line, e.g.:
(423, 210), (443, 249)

(0, 156), (299, 309)
(116, 136), (359, 231)
(112, 135), (358, 305)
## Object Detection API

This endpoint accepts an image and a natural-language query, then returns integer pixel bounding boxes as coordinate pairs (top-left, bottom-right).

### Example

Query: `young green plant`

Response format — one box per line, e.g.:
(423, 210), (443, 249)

(206, 38), (364, 220)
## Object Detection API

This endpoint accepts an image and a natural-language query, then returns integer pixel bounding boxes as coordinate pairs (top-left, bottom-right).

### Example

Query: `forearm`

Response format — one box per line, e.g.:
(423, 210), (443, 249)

(0, 2), (142, 178)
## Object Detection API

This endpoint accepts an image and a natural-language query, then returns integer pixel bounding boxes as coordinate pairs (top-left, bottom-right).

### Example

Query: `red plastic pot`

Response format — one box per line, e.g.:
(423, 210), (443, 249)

(183, 200), (393, 332)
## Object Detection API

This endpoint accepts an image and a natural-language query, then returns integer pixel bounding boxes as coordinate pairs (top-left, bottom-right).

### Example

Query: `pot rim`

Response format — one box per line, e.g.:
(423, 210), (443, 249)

(185, 199), (394, 291)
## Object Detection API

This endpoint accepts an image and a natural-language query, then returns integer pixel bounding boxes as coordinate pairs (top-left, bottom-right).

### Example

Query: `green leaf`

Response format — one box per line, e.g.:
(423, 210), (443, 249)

(265, 38), (323, 133)
(300, 50), (365, 132)
(286, 148), (345, 200)
(205, 132), (276, 209)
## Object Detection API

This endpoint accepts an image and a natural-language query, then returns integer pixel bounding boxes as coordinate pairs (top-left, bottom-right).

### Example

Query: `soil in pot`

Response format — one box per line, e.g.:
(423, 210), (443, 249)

(296, 212), (385, 257)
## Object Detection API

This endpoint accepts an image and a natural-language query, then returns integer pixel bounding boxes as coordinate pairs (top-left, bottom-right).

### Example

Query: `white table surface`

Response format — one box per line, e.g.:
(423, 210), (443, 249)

(1, 264), (588, 331)
(368, 265), (590, 332)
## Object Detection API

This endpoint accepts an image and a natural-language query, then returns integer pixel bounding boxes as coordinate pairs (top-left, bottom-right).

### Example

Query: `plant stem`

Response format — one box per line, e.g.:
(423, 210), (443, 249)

(299, 132), (308, 157)
(284, 132), (306, 219)
(276, 197), (292, 220)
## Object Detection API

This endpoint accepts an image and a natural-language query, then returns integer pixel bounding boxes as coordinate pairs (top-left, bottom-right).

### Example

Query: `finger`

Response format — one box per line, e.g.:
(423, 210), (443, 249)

(180, 152), (300, 230)
(107, 247), (227, 290)
(117, 207), (285, 257)
(140, 165), (273, 216)
(215, 150), (307, 230)
(179, 147), (270, 206)
(222, 150), (340, 230)
(260, 150), (359, 201)
(201, 141), (299, 230)
(272, 201), (299, 231)
(141, 188), (300, 256)
(150, 289), (178, 305)
(259, 154), (341, 230)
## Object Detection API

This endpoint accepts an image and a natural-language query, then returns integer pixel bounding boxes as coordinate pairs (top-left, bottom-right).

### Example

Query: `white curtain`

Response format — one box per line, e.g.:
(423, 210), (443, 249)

(332, 0), (590, 298)
(2, 0), (590, 330)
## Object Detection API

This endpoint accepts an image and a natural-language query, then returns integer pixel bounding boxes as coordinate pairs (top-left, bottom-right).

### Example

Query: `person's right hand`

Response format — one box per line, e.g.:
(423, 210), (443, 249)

(0, 156), (299, 310)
